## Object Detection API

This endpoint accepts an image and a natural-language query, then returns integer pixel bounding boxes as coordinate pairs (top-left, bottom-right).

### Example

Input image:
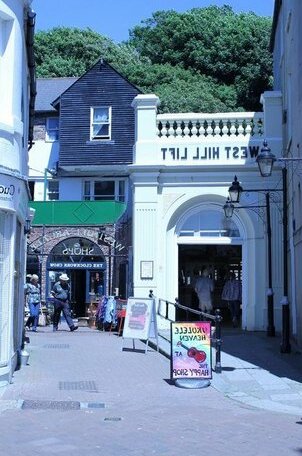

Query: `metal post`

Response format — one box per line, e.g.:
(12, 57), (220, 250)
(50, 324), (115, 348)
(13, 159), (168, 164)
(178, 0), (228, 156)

(108, 244), (112, 295)
(40, 224), (45, 302)
(214, 309), (222, 373)
(43, 169), (48, 201)
(280, 167), (291, 353)
(266, 193), (275, 336)
(175, 298), (179, 322)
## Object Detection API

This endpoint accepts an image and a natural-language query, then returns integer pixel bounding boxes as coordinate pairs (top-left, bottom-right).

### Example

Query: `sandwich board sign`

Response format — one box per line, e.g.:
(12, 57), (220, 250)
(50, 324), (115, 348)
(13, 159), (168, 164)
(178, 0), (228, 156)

(171, 321), (212, 382)
(122, 297), (158, 353)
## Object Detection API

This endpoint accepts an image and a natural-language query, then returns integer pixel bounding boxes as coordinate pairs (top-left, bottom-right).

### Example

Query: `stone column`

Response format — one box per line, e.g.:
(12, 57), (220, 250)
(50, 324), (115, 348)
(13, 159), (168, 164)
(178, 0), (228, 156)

(131, 95), (160, 298)
(131, 94), (160, 165)
(260, 91), (283, 157)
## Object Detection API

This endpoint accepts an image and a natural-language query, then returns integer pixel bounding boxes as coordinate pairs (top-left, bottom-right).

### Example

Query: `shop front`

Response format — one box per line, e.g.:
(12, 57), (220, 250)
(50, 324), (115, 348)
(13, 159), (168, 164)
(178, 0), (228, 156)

(47, 237), (106, 317)
(26, 226), (127, 317)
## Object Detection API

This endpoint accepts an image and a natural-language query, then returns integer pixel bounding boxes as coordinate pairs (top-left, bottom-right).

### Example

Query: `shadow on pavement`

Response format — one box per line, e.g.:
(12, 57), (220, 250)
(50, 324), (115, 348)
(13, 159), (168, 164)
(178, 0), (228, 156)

(220, 327), (302, 383)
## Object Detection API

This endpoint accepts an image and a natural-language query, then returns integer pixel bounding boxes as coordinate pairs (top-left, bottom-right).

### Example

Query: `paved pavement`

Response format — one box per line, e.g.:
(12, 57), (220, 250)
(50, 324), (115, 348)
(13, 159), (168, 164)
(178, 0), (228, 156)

(157, 326), (302, 416)
(0, 321), (301, 455)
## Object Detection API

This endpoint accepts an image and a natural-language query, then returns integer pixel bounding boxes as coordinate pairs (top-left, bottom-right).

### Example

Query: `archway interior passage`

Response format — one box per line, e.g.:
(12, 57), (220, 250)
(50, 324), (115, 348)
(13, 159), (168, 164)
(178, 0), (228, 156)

(178, 244), (242, 324)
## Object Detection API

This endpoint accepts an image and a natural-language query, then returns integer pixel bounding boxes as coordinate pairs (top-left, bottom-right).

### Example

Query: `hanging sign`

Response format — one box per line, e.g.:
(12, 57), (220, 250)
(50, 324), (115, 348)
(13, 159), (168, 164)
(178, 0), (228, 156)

(122, 297), (158, 353)
(171, 322), (212, 380)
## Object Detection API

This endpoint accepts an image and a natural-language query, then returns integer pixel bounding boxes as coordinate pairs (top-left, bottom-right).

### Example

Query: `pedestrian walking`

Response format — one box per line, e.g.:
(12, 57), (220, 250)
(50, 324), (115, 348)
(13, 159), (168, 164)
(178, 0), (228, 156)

(194, 267), (214, 314)
(221, 272), (242, 327)
(24, 274), (41, 332)
(51, 273), (78, 332)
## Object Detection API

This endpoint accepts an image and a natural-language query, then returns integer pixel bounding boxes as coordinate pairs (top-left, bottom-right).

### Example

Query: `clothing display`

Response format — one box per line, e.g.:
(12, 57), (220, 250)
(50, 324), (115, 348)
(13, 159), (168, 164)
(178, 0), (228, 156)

(95, 296), (117, 329)
(222, 276), (242, 327)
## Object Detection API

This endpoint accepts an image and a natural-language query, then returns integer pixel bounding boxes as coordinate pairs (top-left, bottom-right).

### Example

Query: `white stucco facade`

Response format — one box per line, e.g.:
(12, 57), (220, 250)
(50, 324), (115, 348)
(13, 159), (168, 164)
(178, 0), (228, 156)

(0, 0), (34, 383)
(130, 92), (284, 332)
(271, 0), (302, 347)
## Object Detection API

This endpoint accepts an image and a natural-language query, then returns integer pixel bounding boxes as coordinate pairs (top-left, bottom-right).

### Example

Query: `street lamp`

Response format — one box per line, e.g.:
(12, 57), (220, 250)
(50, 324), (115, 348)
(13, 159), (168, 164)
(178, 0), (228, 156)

(223, 182), (275, 337)
(256, 140), (299, 353)
(24, 218), (32, 235)
(228, 176), (243, 203)
(223, 198), (235, 218)
(256, 140), (277, 177)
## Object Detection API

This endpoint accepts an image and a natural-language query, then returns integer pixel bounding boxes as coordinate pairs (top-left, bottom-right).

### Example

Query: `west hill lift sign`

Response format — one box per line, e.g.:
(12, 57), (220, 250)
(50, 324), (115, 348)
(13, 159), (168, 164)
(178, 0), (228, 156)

(161, 144), (260, 162)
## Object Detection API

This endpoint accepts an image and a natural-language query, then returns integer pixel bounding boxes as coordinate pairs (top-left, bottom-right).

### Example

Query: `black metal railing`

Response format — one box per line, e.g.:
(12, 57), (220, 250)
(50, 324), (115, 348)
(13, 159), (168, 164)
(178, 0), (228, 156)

(156, 295), (222, 373)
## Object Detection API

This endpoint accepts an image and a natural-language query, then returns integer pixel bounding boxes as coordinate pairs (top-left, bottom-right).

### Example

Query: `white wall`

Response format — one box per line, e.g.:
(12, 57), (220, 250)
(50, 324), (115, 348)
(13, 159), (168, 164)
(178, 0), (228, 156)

(130, 94), (284, 331)
(60, 178), (83, 200)
(0, 0), (33, 383)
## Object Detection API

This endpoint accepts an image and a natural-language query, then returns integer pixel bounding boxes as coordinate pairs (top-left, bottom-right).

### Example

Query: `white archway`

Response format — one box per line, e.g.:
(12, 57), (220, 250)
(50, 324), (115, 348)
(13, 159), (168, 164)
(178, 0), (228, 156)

(163, 195), (265, 330)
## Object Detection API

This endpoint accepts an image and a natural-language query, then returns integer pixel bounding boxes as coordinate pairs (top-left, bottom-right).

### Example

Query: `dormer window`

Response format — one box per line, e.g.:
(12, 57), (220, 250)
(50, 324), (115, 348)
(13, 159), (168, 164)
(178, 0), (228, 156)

(46, 117), (59, 141)
(91, 107), (111, 140)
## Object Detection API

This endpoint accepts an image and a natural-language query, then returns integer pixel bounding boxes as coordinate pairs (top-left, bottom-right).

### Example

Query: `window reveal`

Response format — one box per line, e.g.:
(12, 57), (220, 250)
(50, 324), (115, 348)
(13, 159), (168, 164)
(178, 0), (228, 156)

(47, 180), (59, 200)
(91, 107), (111, 140)
(83, 180), (125, 202)
(46, 117), (59, 141)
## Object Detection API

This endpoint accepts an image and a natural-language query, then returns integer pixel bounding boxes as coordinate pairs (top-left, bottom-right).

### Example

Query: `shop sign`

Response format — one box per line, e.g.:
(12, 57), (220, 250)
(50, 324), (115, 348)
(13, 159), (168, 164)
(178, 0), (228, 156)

(0, 183), (15, 197)
(62, 243), (94, 256)
(171, 322), (212, 380)
(122, 297), (158, 353)
(31, 228), (100, 250)
(0, 174), (22, 212)
(98, 232), (126, 252)
(49, 262), (105, 269)
(161, 145), (260, 162)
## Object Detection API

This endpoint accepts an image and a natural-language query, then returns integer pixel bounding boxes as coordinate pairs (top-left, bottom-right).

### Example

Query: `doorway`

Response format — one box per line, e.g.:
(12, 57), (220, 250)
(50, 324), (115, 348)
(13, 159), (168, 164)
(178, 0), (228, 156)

(70, 270), (86, 317)
(178, 244), (242, 323)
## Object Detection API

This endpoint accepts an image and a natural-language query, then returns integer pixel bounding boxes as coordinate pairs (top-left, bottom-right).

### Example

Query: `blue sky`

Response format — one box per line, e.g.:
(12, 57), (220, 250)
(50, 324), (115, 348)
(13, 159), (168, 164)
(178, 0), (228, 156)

(33, 0), (275, 42)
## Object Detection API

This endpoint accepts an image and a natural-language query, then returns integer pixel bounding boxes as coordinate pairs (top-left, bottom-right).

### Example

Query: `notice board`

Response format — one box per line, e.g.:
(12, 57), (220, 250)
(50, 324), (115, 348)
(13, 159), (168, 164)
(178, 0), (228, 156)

(122, 297), (158, 352)
(171, 321), (212, 380)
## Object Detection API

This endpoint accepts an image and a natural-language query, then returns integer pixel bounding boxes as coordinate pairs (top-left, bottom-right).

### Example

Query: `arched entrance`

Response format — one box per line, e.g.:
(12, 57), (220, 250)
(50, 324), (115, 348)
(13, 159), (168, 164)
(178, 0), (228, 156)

(47, 237), (105, 317)
(175, 205), (243, 325)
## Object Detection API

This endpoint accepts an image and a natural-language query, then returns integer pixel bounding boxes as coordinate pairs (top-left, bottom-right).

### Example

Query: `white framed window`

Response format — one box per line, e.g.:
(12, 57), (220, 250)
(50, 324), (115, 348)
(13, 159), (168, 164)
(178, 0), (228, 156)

(83, 179), (125, 202)
(46, 117), (59, 141)
(47, 180), (59, 200)
(91, 107), (111, 140)
(178, 209), (240, 238)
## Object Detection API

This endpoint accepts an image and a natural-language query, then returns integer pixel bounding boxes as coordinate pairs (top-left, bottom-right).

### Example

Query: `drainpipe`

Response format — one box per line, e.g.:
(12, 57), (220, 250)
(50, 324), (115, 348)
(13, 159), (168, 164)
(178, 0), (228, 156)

(25, 9), (36, 150)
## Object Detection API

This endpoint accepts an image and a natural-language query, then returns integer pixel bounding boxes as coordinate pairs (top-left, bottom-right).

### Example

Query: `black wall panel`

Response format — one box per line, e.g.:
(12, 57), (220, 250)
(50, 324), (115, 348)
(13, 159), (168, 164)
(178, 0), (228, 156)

(58, 60), (141, 167)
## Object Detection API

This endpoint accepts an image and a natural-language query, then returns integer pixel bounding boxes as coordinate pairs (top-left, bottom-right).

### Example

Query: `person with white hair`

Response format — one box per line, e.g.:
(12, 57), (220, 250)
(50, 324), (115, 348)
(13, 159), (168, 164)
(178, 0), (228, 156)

(194, 267), (214, 314)
(24, 274), (41, 332)
(51, 274), (78, 332)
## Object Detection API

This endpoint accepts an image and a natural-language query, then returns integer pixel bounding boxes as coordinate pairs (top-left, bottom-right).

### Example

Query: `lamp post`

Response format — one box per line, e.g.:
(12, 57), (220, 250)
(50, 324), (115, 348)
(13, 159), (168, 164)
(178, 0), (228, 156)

(256, 141), (294, 353)
(223, 188), (275, 336)
(24, 218), (31, 235)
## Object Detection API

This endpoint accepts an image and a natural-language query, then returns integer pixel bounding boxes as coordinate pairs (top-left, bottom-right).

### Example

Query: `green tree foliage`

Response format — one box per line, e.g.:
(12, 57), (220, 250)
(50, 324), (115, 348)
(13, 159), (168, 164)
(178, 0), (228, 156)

(118, 62), (240, 113)
(34, 5), (272, 112)
(129, 6), (273, 110)
(34, 27), (142, 77)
